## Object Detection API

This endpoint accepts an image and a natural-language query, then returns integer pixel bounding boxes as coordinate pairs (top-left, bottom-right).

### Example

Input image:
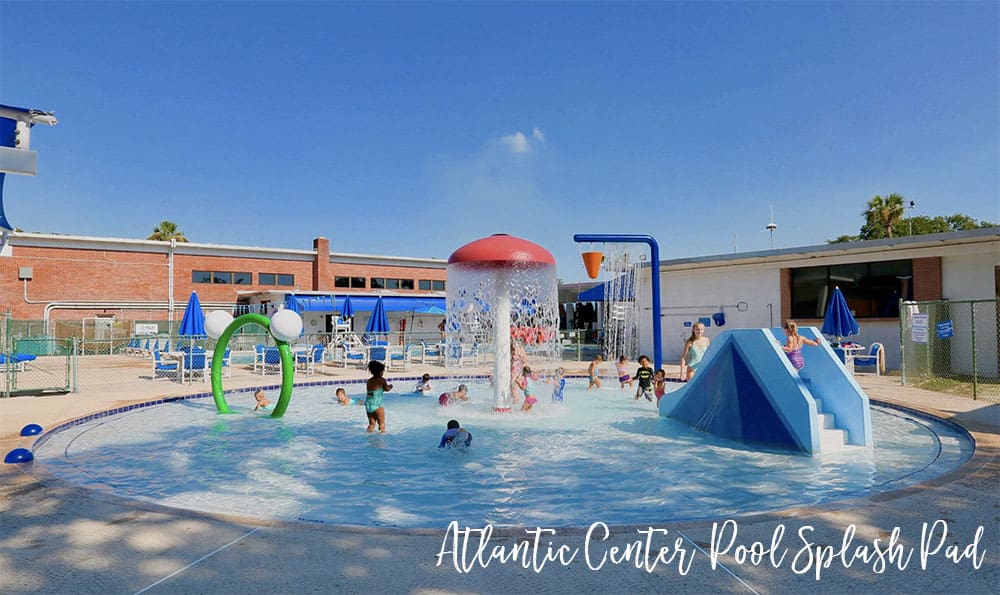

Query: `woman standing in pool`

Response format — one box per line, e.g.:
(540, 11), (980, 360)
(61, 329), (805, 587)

(365, 360), (393, 433)
(680, 321), (710, 382)
(780, 319), (820, 370)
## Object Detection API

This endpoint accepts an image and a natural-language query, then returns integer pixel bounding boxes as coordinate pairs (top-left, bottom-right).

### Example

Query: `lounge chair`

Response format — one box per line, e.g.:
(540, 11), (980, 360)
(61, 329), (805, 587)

(152, 348), (180, 381)
(0, 353), (36, 372)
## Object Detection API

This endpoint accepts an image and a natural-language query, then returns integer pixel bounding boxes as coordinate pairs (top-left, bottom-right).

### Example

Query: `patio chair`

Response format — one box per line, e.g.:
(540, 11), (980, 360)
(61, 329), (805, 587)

(152, 348), (180, 381)
(253, 344), (266, 374)
(296, 344), (325, 375)
(262, 347), (282, 375)
(387, 344), (416, 371)
(368, 341), (389, 364)
(850, 342), (884, 376)
(184, 347), (207, 383)
(204, 347), (232, 380)
(341, 343), (368, 368)
(420, 341), (444, 365)
(458, 343), (480, 367)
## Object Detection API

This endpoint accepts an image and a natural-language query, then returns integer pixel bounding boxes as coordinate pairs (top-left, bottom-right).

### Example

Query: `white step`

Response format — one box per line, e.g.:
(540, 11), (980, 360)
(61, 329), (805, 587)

(813, 397), (824, 413)
(817, 412), (837, 429)
(819, 427), (849, 452)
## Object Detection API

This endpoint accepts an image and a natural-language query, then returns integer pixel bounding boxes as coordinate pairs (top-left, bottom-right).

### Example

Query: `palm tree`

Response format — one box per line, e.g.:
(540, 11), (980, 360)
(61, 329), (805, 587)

(147, 220), (189, 242)
(861, 194), (905, 239)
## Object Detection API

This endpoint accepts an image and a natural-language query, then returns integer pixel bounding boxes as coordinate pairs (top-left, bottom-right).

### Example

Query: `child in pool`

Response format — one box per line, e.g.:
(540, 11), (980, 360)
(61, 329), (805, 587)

(780, 320), (820, 370)
(653, 369), (667, 405)
(438, 419), (473, 448)
(253, 389), (270, 411)
(680, 322), (710, 382)
(551, 367), (566, 403)
(438, 384), (469, 406)
(336, 387), (360, 405)
(415, 373), (433, 395)
(634, 355), (654, 401)
(365, 360), (393, 433)
(520, 366), (539, 411)
(616, 356), (635, 390)
(587, 355), (603, 390)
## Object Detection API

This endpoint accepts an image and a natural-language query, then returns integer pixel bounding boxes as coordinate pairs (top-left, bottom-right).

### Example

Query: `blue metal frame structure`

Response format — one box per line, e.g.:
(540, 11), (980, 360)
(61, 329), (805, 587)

(573, 234), (662, 370)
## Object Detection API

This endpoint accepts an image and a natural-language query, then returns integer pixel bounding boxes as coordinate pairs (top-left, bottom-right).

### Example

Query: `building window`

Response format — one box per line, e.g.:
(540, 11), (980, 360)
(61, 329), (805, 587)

(259, 273), (294, 286)
(419, 279), (445, 291)
(193, 271), (252, 285)
(371, 277), (415, 290)
(335, 276), (365, 288)
(790, 260), (913, 319)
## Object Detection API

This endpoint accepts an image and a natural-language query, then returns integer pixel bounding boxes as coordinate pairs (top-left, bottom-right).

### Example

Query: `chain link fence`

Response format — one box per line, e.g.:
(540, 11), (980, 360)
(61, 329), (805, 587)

(900, 298), (999, 402)
(3, 310), (600, 398)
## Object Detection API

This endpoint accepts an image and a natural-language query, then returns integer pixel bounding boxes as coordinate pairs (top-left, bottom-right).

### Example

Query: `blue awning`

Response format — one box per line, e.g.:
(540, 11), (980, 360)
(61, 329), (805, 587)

(577, 276), (635, 302)
(284, 295), (445, 314)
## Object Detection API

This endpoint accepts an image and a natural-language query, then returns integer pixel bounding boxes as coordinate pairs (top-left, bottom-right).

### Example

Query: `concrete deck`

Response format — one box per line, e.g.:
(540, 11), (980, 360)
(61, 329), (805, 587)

(1, 360), (997, 594)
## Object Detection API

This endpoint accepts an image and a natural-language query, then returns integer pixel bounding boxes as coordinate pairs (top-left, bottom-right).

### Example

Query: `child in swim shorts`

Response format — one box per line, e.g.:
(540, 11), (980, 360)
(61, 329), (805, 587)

(616, 356), (635, 390)
(587, 355), (603, 390)
(438, 384), (469, 406)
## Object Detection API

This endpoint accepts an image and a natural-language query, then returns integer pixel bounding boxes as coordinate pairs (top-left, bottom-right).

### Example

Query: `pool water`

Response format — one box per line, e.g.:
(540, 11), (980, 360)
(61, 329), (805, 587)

(33, 380), (972, 528)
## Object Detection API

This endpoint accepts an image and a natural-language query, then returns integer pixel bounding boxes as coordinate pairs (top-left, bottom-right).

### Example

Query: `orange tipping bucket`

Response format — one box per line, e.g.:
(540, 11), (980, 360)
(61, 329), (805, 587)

(582, 251), (603, 279)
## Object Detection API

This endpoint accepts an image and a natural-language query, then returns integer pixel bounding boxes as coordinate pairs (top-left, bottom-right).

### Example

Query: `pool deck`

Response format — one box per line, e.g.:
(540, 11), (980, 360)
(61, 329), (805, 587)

(1, 361), (997, 594)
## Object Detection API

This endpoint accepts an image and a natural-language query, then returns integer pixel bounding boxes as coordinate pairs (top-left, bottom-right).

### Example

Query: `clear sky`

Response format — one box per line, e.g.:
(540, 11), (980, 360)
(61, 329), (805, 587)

(2, 1), (997, 281)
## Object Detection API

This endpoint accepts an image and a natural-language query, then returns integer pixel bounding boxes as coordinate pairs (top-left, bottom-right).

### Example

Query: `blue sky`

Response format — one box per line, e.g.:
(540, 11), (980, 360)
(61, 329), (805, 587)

(2, 1), (997, 281)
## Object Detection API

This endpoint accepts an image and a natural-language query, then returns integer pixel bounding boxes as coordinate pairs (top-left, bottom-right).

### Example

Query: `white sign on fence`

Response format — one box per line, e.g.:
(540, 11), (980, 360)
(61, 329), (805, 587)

(911, 313), (929, 344)
(135, 323), (158, 336)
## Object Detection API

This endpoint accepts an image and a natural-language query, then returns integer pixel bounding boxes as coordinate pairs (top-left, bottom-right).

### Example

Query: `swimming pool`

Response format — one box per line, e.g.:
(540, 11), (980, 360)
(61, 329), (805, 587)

(31, 379), (972, 529)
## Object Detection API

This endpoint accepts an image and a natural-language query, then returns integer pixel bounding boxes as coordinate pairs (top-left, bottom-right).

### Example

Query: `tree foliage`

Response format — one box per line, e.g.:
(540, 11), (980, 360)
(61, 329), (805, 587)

(828, 195), (996, 243)
(860, 193), (906, 240)
(147, 220), (188, 242)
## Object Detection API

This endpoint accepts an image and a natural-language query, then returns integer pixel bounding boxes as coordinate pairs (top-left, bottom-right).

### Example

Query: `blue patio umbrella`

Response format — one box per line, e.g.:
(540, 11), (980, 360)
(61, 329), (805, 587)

(341, 295), (354, 319)
(364, 296), (390, 334)
(821, 286), (860, 341)
(178, 291), (206, 337)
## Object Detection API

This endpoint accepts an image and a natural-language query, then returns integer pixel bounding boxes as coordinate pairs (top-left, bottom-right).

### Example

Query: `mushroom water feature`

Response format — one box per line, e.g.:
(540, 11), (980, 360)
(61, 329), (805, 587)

(446, 234), (559, 412)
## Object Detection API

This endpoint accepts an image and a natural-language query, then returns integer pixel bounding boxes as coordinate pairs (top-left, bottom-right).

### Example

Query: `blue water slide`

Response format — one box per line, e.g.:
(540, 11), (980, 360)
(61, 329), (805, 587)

(658, 327), (872, 455)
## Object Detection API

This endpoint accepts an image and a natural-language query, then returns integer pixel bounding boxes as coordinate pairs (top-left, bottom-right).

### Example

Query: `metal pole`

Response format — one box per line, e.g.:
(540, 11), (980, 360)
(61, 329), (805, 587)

(573, 234), (663, 371)
(970, 301), (977, 400)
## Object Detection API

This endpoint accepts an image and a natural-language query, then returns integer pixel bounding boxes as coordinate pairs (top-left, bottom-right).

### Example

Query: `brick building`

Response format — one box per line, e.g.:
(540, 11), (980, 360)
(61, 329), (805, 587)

(1, 233), (447, 334)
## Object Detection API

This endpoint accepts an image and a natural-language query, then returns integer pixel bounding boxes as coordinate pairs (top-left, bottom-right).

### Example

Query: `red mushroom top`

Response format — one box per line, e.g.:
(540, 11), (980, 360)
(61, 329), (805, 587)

(448, 234), (556, 267)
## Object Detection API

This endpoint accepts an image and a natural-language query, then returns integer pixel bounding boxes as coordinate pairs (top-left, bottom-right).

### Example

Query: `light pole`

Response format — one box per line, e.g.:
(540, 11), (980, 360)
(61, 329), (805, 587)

(907, 200), (916, 236)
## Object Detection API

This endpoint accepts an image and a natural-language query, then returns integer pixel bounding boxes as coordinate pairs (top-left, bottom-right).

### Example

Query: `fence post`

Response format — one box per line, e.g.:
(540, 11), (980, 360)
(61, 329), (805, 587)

(970, 301), (977, 400)
(72, 337), (79, 393)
